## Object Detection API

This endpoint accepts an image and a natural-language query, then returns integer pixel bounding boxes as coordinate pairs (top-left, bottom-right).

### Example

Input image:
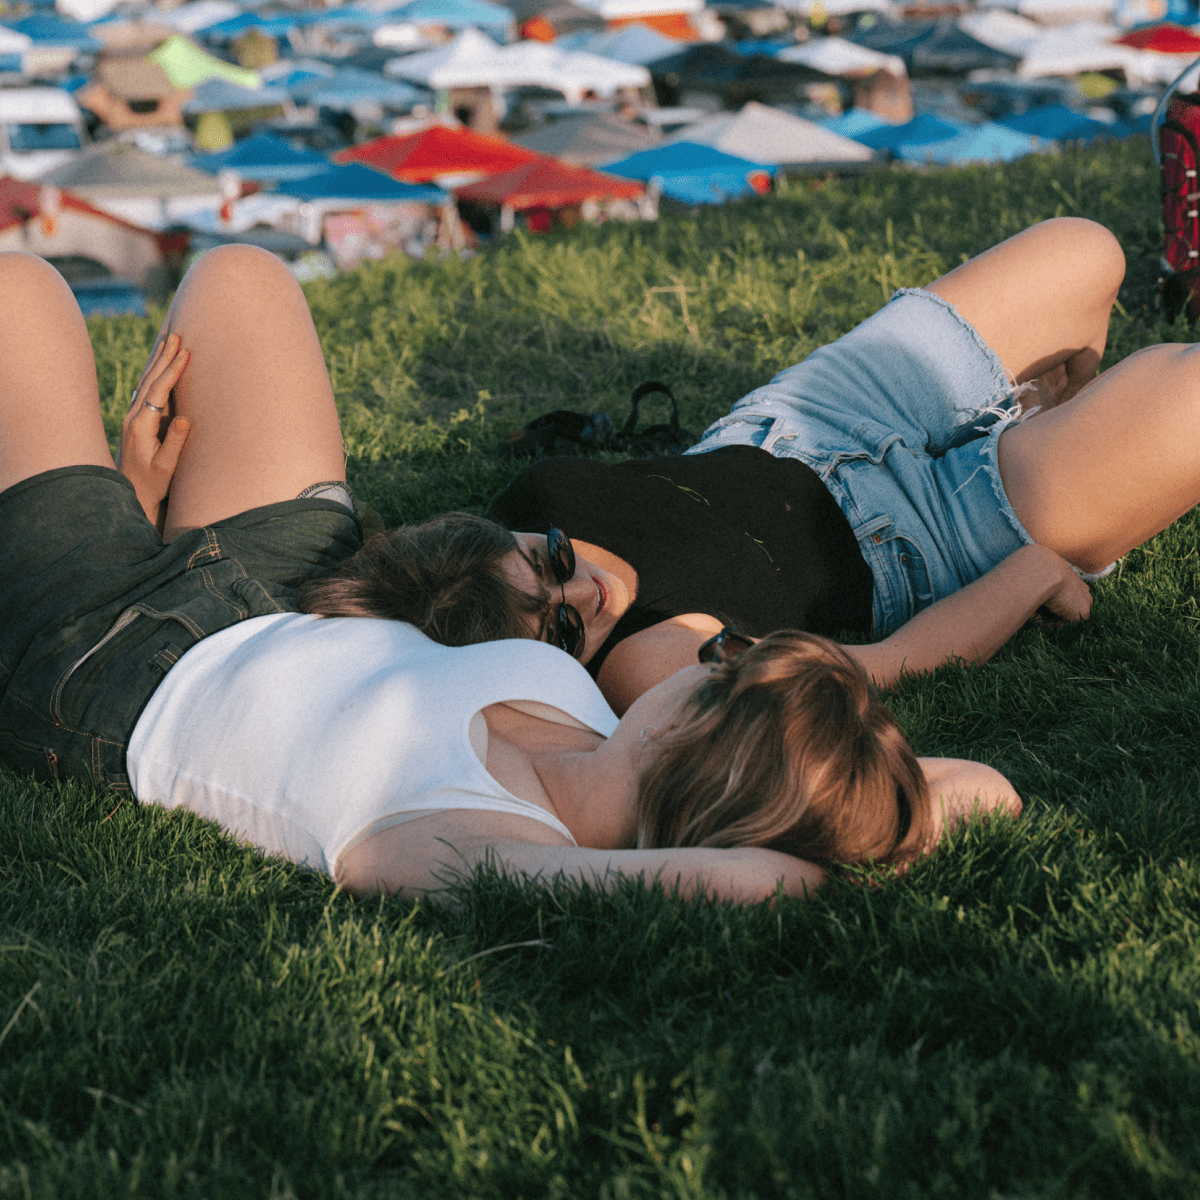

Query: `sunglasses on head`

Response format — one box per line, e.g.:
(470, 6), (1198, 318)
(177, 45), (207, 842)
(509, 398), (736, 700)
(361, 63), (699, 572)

(546, 527), (586, 661)
(697, 627), (755, 665)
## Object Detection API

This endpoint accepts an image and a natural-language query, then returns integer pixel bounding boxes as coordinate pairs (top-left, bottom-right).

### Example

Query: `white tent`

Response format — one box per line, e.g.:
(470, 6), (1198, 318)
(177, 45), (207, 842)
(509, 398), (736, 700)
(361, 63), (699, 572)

(664, 100), (873, 168)
(386, 26), (650, 97)
(1017, 21), (1198, 84)
(155, 0), (242, 34)
(0, 25), (32, 53)
(56, 0), (121, 24)
(571, 0), (704, 18)
(496, 41), (650, 96)
(384, 27), (509, 88)
(778, 36), (906, 80)
(956, 9), (1043, 57)
(569, 24), (685, 65)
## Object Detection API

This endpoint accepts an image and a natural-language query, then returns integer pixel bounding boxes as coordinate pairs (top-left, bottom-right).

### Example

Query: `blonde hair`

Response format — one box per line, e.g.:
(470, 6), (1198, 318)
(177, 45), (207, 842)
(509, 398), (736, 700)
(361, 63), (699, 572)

(635, 631), (931, 866)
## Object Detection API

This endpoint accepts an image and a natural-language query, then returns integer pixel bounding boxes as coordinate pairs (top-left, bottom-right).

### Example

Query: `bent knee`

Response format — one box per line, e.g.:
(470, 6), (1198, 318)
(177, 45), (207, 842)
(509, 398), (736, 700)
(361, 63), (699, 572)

(1047, 217), (1125, 289)
(179, 242), (299, 301)
(0, 251), (76, 304)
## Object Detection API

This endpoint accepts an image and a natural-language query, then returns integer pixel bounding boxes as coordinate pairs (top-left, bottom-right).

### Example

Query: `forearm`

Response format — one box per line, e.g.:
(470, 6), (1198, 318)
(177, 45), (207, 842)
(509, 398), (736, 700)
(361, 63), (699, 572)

(845, 543), (1090, 687)
(483, 841), (826, 904)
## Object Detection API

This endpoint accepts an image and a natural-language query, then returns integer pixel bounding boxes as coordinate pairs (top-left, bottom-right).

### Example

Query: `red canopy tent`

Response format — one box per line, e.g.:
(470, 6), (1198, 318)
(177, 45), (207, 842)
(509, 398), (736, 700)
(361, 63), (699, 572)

(1115, 23), (1200, 53)
(454, 155), (643, 209)
(336, 126), (540, 182)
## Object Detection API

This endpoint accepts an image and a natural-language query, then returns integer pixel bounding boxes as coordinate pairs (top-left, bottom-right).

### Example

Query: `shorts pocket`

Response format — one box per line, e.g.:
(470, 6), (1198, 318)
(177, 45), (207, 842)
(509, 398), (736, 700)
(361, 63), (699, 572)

(50, 560), (255, 732)
(860, 518), (933, 635)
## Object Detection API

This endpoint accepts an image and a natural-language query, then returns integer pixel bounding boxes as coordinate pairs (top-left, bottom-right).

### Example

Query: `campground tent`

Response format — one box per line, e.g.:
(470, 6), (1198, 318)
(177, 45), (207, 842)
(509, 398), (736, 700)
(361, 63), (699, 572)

(275, 163), (458, 263)
(907, 121), (1040, 164)
(559, 22), (684, 64)
(285, 66), (428, 112)
(511, 110), (662, 165)
(338, 125), (540, 186)
(603, 140), (776, 204)
(384, 26), (650, 99)
(847, 111), (963, 156)
(0, 175), (171, 289)
(37, 139), (223, 229)
(149, 34), (262, 90)
(664, 99), (874, 170)
(276, 163), (447, 203)
(381, 27), (509, 89)
(188, 132), (330, 182)
(996, 103), (1127, 141)
(455, 154), (643, 229)
(646, 42), (836, 109)
(383, 0), (515, 36)
(849, 18), (1020, 74)
(454, 155), (643, 206)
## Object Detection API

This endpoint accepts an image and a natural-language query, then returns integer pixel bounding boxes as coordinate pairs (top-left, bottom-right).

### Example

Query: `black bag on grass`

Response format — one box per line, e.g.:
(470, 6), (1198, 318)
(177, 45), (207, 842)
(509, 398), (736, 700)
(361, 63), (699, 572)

(501, 382), (696, 458)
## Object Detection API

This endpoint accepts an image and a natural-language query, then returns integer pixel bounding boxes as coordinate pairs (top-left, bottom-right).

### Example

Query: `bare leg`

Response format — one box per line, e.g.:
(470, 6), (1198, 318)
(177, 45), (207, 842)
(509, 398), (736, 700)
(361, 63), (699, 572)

(927, 217), (1125, 409)
(146, 244), (346, 541)
(998, 341), (1200, 573)
(0, 253), (114, 494)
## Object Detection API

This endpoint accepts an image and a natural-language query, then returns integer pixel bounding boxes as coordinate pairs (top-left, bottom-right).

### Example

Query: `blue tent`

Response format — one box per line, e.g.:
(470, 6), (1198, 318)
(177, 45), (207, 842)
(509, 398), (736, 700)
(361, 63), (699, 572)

(603, 141), (775, 205)
(288, 67), (428, 110)
(818, 108), (891, 140)
(558, 24), (681, 65)
(189, 133), (330, 182)
(184, 78), (289, 114)
(849, 112), (964, 153)
(996, 104), (1129, 143)
(198, 12), (301, 39)
(3, 13), (101, 48)
(383, 0), (513, 31)
(906, 121), (1040, 165)
(276, 162), (446, 202)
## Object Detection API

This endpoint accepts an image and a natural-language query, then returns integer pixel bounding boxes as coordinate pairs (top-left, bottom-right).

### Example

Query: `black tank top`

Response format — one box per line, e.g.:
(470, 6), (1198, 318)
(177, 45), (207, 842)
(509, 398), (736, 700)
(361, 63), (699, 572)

(486, 445), (874, 676)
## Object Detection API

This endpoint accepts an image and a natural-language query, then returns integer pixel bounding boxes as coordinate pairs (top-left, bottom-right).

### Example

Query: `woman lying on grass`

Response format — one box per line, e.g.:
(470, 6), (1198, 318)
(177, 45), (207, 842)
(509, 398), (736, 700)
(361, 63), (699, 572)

(467, 216), (1180, 713)
(0, 248), (1014, 903)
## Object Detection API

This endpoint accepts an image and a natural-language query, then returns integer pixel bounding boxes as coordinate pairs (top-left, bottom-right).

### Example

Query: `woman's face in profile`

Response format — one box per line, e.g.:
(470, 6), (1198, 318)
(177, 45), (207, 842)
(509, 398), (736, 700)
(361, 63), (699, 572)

(503, 531), (634, 663)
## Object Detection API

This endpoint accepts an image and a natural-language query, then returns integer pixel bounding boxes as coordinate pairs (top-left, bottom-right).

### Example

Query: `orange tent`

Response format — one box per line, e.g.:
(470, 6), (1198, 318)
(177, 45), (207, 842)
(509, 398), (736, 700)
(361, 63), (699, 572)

(454, 155), (643, 209)
(336, 126), (539, 182)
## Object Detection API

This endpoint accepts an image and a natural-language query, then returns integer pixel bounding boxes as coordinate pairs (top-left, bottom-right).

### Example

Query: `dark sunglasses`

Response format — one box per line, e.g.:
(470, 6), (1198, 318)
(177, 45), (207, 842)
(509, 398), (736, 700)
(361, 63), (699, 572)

(546, 527), (586, 661)
(697, 626), (755, 665)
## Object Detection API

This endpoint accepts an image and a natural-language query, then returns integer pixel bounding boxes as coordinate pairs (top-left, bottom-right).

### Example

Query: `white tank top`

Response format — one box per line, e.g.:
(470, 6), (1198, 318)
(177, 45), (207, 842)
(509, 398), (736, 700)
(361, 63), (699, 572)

(127, 614), (619, 876)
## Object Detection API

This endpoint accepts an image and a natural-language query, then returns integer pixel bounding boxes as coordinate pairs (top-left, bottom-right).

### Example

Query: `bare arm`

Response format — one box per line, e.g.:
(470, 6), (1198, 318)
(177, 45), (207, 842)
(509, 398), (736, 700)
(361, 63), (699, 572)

(918, 756), (1022, 850)
(596, 544), (1090, 711)
(845, 543), (1091, 687)
(336, 810), (825, 903)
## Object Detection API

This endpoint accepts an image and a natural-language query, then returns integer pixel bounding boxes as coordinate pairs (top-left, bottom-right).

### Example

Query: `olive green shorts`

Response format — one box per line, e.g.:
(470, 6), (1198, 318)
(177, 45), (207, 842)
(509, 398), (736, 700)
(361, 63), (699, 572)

(0, 465), (362, 793)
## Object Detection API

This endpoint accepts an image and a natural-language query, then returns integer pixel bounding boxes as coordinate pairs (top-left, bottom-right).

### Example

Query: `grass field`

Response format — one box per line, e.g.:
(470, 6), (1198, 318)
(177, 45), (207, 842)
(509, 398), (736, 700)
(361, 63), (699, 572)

(5, 136), (1200, 1198)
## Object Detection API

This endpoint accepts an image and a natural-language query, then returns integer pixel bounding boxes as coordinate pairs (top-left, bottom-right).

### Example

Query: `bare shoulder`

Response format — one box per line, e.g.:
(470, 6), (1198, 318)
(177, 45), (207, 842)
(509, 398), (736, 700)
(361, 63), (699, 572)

(597, 613), (725, 715)
(918, 756), (1022, 847)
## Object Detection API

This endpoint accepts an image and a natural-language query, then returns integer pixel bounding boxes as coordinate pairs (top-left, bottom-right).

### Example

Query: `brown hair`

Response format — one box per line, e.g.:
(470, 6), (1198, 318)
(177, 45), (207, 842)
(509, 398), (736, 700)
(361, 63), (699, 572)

(297, 512), (547, 647)
(635, 631), (931, 867)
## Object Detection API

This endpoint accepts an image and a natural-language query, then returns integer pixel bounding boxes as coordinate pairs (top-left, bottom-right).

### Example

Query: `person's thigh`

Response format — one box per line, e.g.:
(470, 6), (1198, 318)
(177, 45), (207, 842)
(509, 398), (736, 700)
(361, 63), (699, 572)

(927, 217), (1124, 398)
(146, 244), (346, 540)
(998, 341), (1200, 573)
(0, 253), (114, 493)
(689, 287), (1014, 461)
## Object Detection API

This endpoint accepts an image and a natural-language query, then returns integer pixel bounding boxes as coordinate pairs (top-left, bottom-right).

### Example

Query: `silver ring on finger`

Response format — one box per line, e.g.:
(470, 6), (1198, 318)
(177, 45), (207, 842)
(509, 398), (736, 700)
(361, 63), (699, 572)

(141, 400), (165, 412)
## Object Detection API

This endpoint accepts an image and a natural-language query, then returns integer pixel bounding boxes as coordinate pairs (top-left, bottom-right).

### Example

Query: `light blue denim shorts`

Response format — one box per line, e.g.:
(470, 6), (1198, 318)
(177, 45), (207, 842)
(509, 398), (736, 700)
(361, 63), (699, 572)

(685, 287), (1035, 637)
